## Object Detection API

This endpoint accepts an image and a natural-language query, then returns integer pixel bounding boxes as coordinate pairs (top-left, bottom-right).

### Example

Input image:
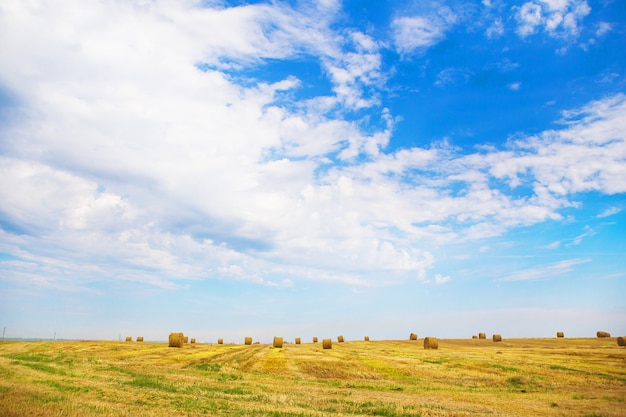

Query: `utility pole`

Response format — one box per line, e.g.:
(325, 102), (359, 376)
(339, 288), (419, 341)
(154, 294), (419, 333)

(2, 326), (5, 342)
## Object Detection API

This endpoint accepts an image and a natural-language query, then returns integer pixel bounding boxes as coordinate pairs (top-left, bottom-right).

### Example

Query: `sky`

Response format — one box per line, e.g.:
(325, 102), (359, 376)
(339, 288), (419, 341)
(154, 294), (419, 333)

(0, 0), (625, 343)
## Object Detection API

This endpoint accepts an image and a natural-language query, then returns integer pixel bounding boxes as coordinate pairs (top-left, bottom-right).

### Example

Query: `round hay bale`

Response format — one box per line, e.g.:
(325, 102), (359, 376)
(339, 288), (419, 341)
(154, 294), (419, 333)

(168, 332), (184, 348)
(472, 335), (478, 339)
(364, 336), (369, 341)
(424, 337), (438, 349)
(597, 331), (611, 338)
(492, 334), (502, 342)
(478, 333), (486, 339)
(125, 336), (132, 342)
(295, 337), (301, 344)
(409, 333), (418, 341)
(312, 337), (318, 343)
(337, 335), (344, 342)
(556, 332), (564, 338)
(136, 336), (144, 342)
(244, 337), (252, 345)
(322, 338), (332, 349)
(273, 336), (283, 348)
(617, 336), (625, 346)
(183, 336), (189, 344)
(217, 338), (224, 344)
(190, 338), (196, 344)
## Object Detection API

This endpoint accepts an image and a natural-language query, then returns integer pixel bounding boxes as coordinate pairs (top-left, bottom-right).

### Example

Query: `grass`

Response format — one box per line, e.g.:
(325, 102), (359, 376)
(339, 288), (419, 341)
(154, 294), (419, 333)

(0, 338), (624, 416)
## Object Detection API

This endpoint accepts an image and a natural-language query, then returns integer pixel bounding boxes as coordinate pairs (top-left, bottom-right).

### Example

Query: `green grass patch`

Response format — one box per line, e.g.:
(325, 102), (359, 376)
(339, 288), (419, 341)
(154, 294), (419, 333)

(484, 362), (520, 372)
(188, 362), (222, 372)
(15, 361), (67, 375)
(125, 375), (177, 393)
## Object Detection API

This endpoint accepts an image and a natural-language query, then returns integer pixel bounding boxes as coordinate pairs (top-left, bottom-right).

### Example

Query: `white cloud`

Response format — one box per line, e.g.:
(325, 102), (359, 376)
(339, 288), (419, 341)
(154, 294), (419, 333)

(0, 1), (624, 291)
(434, 273), (451, 284)
(497, 258), (591, 282)
(598, 207), (621, 218)
(508, 82), (522, 91)
(391, 7), (457, 54)
(486, 18), (505, 38)
(516, 0), (590, 38)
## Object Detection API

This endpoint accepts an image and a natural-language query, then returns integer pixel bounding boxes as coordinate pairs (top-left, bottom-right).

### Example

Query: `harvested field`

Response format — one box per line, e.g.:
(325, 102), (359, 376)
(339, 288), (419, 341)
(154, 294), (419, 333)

(0, 338), (624, 416)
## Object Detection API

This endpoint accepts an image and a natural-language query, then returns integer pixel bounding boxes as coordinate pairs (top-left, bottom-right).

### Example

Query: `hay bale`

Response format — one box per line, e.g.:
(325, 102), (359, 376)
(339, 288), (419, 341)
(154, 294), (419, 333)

(478, 333), (486, 339)
(597, 331), (611, 338)
(492, 334), (502, 342)
(190, 338), (196, 344)
(168, 332), (184, 348)
(472, 335), (478, 339)
(556, 332), (564, 338)
(273, 336), (283, 348)
(183, 336), (188, 343)
(312, 337), (318, 343)
(364, 336), (369, 341)
(424, 337), (438, 349)
(136, 336), (144, 342)
(295, 337), (301, 344)
(217, 338), (223, 344)
(323, 339), (332, 349)
(337, 335), (344, 342)
(245, 337), (252, 345)
(409, 333), (418, 340)
(617, 336), (625, 347)
(125, 336), (132, 342)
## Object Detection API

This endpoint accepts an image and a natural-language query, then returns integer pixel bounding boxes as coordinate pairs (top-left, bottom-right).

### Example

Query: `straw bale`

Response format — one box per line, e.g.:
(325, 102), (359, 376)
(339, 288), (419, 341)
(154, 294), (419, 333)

(168, 332), (184, 348)
(217, 338), (224, 344)
(125, 336), (132, 342)
(273, 336), (283, 348)
(478, 333), (486, 339)
(337, 335), (344, 342)
(183, 336), (189, 343)
(295, 337), (301, 344)
(617, 336), (625, 346)
(364, 336), (369, 341)
(597, 331), (611, 338)
(323, 338), (332, 349)
(472, 335), (478, 339)
(409, 333), (418, 340)
(424, 337), (439, 349)
(556, 332), (564, 338)
(137, 336), (144, 342)
(312, 337), (318, 343)
(190, 338), (196, 344)
(245, 337), (252, 345)
(492, 334), (502, 342)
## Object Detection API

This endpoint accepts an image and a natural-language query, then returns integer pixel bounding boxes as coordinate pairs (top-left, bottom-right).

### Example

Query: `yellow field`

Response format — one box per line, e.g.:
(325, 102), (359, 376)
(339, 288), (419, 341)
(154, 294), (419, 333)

(0, 337), (624, 416)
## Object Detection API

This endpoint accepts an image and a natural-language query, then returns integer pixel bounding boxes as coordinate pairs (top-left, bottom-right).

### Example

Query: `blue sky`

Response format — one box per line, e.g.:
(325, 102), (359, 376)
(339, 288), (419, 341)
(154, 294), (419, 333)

(0, 0), (624, 342)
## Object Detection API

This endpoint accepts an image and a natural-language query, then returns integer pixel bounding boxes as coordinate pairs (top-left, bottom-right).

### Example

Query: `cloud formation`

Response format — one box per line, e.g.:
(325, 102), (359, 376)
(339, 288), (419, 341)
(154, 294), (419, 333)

(0, 0), (624, 294)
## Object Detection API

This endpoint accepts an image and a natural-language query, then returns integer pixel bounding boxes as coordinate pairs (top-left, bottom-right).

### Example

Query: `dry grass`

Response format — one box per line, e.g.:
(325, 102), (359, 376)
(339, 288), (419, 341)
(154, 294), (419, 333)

(1, 338), (625, 416)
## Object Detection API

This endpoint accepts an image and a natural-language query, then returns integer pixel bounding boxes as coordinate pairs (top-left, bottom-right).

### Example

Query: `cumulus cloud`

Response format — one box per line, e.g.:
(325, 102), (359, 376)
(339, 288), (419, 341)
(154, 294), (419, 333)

(391, 7), (457, 54)
(515, 0), (591, 38)
(0, 1), (624, 291)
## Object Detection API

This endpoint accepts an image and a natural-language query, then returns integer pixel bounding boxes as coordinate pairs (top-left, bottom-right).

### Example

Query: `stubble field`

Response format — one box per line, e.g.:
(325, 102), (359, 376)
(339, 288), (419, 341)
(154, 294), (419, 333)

(0, 337), (624, 416)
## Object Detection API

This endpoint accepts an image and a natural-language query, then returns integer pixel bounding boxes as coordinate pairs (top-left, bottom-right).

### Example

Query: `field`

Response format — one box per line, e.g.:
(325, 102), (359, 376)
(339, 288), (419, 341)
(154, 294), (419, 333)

(0, 337), (624, 416)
